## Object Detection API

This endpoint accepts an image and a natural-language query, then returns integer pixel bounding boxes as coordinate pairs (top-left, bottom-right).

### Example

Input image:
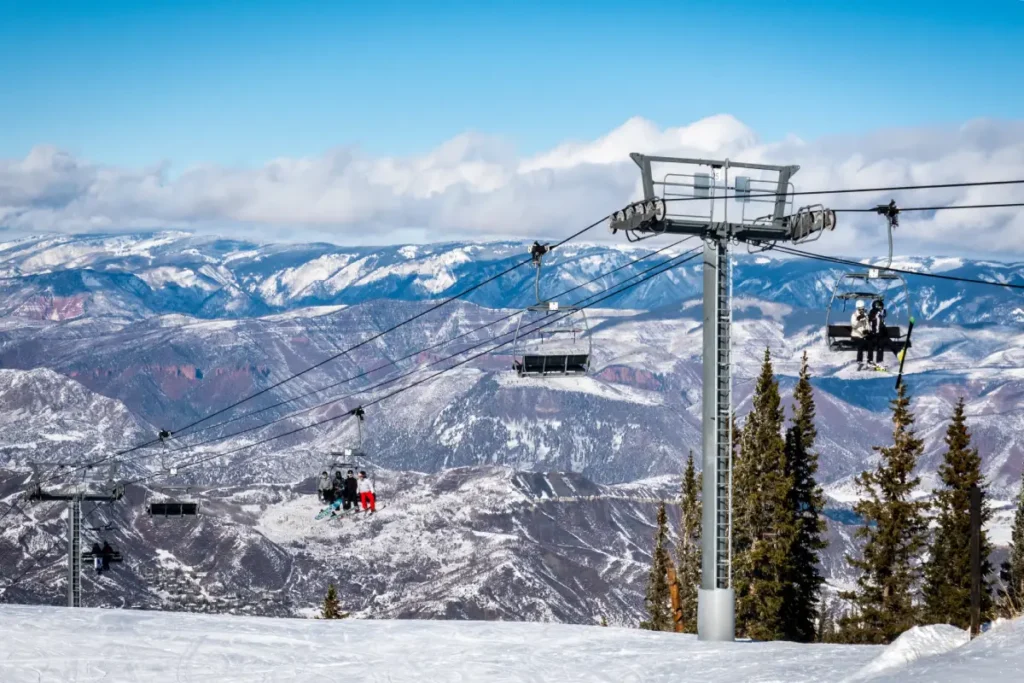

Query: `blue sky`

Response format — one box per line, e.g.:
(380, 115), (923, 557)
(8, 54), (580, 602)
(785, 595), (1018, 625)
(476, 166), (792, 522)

(2, 0), (1023, 168)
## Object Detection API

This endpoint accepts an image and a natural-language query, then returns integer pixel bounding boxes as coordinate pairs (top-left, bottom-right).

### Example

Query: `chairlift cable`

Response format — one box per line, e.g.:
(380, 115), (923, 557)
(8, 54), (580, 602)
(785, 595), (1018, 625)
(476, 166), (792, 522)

(660, 178), (1024, 205)
(115, 214), (615, 457)
(48, 238), (694, 483)
(115, 178), (1024, 454)
(31, 181), (1024, 484)
(834, 202), (1024, 213)
(81, 177), (1024, 459)
(771, 245), (1024, 291)
(117, 248), (705, 485)
(113, 245), (702, 474)
(145, 237), (694, 446)
(135, 244), (703, 468)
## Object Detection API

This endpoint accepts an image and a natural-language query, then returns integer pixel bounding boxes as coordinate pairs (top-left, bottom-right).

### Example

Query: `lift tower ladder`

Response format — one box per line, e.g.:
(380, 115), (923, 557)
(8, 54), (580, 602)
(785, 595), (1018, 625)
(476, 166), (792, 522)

(609, 154), (835, 641)
(29, 482), (124, 608)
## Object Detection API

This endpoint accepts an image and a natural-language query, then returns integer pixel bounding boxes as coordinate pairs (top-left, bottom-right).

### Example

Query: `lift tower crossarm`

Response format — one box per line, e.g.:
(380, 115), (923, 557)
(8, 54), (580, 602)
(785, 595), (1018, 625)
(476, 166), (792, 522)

(609, 154), (835, 642)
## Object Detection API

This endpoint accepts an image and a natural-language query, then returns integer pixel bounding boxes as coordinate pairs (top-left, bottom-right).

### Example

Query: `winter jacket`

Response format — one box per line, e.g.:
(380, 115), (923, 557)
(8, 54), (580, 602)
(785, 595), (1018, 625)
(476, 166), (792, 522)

(869, 307), (886, 335)
(317, 474), (331, 492)
(357, 478), (374, 494)
(851, 311), (870, 339)
(344, 476), (359, 499)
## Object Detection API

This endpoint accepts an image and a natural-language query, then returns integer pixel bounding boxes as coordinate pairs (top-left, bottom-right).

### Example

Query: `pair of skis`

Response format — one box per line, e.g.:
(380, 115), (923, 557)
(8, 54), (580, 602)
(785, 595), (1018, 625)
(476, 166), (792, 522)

(315, 501), (378, 521)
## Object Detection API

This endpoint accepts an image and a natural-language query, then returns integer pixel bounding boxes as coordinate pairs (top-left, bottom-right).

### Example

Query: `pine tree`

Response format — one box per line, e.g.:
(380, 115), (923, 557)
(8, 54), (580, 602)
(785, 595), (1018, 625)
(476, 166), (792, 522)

(732, 348), (796, 641)
(791, 350), (818, 453)
(677, 450), (702, 632)
(320, 583), (348, 620)
(840, 383), (929, 644)
(641, 503), (675, 631)
(816, 595), (838, 643)
(923, 398), (993, 628)
(998, 473), (1024, 617)
(781, 353), (828, 643)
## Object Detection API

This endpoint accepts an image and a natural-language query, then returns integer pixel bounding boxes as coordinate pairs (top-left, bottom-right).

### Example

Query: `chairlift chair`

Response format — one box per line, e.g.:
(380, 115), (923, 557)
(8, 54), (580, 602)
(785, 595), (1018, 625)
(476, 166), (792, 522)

(823, 202), (913, 358)
(146, 450), (201, 518)
(511, 242), (593, 377)
(327, 406), (377, 495)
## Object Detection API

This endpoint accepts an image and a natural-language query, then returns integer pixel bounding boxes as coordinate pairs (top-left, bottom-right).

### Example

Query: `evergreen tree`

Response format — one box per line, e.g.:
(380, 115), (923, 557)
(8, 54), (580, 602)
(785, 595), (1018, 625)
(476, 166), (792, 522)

(320, 583), (348, 620)
(840, 383), (929, 644)
(781, 353), (828, 643)
(677, 450), (702, 632)
(815, 595), (838, 643)
(641, 503), (675, 631)
(998, 473), (1024, 616)
(923, 398), (994, 628)
(791, 350), (818, 451)
(732, 348), (796, 641)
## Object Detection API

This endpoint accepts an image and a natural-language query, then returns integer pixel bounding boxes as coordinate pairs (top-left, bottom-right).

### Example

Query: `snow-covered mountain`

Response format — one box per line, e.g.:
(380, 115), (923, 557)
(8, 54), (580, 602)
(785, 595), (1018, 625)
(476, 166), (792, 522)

(1, 232), (1022, 622)
(1, 232), (1022, 323)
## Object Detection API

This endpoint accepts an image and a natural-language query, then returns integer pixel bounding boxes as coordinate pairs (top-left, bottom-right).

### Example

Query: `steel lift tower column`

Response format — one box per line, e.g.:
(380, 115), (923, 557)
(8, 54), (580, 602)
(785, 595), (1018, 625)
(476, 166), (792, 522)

(610, 154), (835, 641)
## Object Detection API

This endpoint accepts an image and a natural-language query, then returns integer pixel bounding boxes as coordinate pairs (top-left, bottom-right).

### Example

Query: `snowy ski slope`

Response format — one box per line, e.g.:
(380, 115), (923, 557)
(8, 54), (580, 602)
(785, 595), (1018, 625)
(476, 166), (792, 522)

(1, 606), (1020, 682)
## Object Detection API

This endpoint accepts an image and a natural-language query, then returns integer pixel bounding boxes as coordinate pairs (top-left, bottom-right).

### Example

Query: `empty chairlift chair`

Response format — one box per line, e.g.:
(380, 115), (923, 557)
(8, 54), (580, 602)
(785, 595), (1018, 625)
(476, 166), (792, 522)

(148, 497), (200, 518)
(511, 243), (593, 377)
(146, 464), (200, 518)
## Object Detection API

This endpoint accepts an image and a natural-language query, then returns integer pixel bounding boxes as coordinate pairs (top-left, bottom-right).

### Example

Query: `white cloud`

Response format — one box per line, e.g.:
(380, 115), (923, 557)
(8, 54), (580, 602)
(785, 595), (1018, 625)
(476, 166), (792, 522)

(1, 116), (1023, 255)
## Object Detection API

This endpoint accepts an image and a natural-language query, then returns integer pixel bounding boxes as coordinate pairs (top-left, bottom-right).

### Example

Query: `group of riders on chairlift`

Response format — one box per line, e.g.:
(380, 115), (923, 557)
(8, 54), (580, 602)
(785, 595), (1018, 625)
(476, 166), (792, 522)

(317, 469), (376, 516)
(850, 297), (891, 371)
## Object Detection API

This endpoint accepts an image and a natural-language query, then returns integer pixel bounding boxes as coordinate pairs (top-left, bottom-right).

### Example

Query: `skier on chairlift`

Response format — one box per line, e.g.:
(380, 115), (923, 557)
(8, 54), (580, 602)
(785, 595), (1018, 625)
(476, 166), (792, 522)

(317, 471), (331, 503)
(851, 299), (871, 370)
(101, 541), (114, 572)
(868, 298), (888, 367)
(343, 470), (359, 512)
(91, 542), (103, 573)
(358, 471), (376, 513)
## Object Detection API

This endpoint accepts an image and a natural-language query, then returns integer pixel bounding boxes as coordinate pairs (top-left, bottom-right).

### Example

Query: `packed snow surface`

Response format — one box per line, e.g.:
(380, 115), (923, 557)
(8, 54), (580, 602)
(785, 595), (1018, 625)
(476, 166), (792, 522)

(0, 606), (873, 682)
(4, 606), (1019, 682)
(868, 617), (1024, 682)
(844, 623), (969, 681)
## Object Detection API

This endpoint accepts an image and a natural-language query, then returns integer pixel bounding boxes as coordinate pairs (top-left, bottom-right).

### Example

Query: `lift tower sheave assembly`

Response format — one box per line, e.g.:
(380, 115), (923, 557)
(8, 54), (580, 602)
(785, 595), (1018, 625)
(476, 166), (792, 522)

(610, 154), (836, 641)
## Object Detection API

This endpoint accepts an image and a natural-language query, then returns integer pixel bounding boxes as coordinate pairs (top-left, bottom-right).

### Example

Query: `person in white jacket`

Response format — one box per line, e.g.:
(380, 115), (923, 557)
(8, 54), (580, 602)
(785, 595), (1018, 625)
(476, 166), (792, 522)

(316, 471), (331, 503)
(357, 471), (376, 513)
(851, 300), (871, 369)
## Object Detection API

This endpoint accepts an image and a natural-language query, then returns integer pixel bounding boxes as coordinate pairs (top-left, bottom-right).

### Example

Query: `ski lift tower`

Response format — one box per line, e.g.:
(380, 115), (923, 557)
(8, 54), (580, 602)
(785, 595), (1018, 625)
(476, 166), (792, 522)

(609, 155), (836, 641)
(28, 466), (123, 608)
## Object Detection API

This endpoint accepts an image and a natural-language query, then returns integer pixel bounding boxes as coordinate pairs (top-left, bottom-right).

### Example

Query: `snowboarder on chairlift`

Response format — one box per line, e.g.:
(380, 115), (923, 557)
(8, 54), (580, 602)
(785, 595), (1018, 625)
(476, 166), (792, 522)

(357, 471), (376, 513)
(868, 298), (888, 365)
(317, 471), (331, 503)
(343, 470), (359, 512)
(851, 299), (871, 370)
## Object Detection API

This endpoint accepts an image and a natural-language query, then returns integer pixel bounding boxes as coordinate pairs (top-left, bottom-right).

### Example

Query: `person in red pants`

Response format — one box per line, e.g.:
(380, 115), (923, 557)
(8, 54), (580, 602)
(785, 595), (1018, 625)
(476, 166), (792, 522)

(357, 471), (376, 513)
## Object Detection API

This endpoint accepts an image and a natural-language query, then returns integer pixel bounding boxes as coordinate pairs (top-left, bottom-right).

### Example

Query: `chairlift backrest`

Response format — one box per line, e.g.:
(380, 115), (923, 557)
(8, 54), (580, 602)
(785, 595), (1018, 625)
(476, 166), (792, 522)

(148, 501), (200, 517)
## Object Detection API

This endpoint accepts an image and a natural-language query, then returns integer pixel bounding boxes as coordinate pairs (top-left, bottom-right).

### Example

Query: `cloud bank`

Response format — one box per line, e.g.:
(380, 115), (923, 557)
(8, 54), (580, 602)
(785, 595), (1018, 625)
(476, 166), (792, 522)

(2, 114), (1023, 255)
